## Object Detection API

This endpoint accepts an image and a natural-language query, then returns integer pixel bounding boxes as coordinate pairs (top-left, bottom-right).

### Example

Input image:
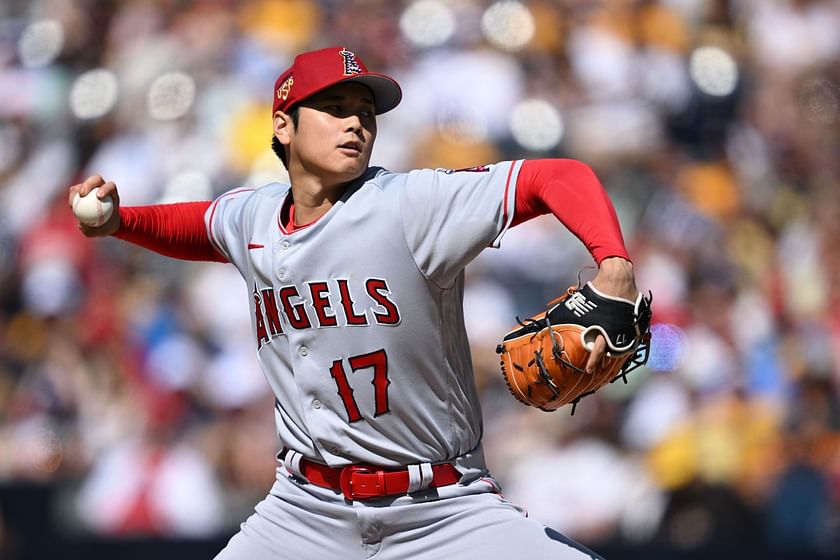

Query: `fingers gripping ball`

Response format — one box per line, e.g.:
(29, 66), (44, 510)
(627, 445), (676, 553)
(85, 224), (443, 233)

(72, 187), (114, 227)
(496, 282), (653, 414)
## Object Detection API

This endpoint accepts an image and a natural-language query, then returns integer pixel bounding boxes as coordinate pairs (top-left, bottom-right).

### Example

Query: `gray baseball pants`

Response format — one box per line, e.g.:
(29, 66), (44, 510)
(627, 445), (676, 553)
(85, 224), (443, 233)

(214, 464), (604, 560)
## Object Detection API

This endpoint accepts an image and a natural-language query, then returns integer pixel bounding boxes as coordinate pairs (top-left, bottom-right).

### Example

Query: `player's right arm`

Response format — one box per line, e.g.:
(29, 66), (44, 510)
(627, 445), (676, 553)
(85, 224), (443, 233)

(68, 175), (228, 263)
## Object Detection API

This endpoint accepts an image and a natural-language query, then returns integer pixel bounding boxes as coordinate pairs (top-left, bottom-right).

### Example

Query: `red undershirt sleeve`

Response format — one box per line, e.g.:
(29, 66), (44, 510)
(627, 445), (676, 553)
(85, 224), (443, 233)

(512, 159), (630, 264)
(113, 202), (229, 263)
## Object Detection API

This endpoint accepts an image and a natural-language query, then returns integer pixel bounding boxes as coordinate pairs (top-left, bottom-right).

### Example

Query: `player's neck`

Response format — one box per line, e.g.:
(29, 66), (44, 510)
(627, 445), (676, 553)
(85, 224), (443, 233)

(288, 173), (350, 226)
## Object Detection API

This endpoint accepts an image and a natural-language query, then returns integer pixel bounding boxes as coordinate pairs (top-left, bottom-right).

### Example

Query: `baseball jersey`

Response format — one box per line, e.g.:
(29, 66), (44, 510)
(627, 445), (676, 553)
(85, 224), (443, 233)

(206, 161), (523, 468)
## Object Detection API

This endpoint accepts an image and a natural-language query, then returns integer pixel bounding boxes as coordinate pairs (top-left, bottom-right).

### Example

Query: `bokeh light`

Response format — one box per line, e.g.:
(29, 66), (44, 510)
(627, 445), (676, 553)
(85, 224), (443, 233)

(70, 68), (119, 119)
(647, 323), (689, 372)
(436, 102), (489, 145)
(21, 425), (64, 474)
(509, 99), (563, 151)
(689, 46), (738, 97)
(481, 1), (535, 52)
(18, 19), (64, 68)
(399, 0), (456, 49)
(799, 78), (840, 125)
(148, 72), (196, 120)
(22, 259), (80, 317)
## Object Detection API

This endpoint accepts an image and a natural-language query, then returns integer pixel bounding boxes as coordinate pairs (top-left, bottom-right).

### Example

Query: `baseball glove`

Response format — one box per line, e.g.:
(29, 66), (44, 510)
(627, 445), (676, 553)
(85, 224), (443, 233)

(496, 282), (652, 414)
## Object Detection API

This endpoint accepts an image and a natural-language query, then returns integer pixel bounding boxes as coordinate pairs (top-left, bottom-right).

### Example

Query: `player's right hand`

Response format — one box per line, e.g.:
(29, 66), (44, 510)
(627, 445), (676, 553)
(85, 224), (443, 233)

(68, 175), (122, 237)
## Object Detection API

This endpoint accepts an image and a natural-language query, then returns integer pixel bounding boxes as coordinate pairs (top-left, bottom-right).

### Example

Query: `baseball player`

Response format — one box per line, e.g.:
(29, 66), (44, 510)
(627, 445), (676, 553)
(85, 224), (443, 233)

(69, 47), (641, 559)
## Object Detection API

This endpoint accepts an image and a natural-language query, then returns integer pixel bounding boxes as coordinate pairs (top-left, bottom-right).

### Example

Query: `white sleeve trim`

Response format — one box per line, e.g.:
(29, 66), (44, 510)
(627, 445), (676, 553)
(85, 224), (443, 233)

(490, 159), (524, 248)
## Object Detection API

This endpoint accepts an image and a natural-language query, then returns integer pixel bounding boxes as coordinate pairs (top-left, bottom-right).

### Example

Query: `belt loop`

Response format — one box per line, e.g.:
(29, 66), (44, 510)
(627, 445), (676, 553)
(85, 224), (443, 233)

(406, 464), (423, 493)
(406, 462), (434, 494)
(283, 448), (305, 479)
(420, 463), (433, 490)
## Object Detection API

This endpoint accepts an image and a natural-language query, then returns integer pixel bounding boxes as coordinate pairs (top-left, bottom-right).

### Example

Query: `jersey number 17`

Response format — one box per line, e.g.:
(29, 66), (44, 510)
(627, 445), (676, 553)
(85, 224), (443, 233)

(329, 348), (391, 422)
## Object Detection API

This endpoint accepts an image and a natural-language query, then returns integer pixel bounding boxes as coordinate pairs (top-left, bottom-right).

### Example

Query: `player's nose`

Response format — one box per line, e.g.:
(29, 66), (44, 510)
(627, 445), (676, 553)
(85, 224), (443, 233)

(343, 115), (362, 132)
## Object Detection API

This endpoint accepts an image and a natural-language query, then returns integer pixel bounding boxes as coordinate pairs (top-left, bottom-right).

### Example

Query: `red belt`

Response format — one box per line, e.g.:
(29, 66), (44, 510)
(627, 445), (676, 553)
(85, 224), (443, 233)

(292, 455), (461, 501)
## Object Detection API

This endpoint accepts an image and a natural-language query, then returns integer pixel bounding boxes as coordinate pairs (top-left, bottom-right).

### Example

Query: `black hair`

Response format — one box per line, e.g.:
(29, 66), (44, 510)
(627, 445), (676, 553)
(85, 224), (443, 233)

(271, 105), (300, 169)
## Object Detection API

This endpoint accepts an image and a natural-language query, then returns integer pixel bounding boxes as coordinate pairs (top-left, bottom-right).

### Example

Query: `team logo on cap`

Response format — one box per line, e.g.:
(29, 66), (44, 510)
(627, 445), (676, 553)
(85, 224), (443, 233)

(339, 48), (363, 76)
(277, 76), (294, 100)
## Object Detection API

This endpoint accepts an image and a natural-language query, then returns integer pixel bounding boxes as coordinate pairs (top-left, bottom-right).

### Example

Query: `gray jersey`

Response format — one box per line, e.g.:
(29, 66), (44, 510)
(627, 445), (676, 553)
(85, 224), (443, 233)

(206, 161), (523, 468)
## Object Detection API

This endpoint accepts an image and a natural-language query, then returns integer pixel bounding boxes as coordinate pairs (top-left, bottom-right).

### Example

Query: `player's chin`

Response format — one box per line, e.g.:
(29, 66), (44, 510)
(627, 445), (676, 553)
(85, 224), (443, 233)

(333, 155), (369, 175)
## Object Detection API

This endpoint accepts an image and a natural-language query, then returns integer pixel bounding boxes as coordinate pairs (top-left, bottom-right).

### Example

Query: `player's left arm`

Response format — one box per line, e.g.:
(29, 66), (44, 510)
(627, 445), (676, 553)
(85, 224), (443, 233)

(512, 158), (639, 370)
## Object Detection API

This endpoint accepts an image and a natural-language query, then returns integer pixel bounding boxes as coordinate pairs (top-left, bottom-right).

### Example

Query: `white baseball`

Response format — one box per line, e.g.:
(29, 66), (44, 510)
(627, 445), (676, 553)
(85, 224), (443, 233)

(72, 187), (114, 227)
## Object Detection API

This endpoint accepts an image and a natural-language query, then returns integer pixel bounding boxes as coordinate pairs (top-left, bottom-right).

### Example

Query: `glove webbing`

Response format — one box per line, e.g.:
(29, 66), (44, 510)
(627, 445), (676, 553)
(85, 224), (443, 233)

(537, 311), (590, 415)
(530, 348), (561, 399)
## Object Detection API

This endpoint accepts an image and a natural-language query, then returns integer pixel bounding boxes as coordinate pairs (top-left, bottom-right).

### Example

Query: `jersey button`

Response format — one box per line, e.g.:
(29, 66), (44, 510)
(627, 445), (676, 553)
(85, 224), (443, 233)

(281, 240), (291, 250)
(298, 346), (309, 357)
(278, 268), (287, 279)
(312, 399), (321, 409)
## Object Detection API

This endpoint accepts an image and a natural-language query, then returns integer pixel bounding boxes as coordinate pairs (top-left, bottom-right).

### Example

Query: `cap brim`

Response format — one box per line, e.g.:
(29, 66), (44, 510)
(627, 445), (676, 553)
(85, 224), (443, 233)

(341, 74), (402, 115)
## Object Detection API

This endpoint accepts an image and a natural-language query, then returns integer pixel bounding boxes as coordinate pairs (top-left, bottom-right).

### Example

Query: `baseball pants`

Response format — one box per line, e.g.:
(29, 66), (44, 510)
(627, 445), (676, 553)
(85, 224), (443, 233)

(214, 464), (604, 560)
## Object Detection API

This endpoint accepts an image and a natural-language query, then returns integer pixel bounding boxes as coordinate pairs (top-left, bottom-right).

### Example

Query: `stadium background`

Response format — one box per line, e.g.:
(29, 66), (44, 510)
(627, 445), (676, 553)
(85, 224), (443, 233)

(1, 0), (839, 558)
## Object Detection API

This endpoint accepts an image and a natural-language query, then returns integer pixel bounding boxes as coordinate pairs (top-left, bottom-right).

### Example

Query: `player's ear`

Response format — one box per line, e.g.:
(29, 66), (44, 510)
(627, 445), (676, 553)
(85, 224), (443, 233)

(274, 111), (293, 147)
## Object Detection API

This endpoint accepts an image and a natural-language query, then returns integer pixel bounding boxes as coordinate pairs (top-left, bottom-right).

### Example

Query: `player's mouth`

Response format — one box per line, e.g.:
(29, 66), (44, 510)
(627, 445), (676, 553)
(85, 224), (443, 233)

(338, 141), (363, 156)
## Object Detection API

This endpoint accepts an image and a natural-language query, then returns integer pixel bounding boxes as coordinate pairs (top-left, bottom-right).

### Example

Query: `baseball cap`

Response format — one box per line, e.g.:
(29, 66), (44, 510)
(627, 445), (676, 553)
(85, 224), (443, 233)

(272, 47), (402, 116)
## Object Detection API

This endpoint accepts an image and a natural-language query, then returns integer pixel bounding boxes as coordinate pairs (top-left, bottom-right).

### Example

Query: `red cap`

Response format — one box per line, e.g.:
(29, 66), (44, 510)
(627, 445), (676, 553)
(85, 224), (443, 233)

(272, 47), (402, 116)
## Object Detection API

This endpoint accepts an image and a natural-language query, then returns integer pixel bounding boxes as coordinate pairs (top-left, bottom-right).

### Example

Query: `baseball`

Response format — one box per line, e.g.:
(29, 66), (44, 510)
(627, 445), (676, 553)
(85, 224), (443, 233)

(72, 187), (114, 227)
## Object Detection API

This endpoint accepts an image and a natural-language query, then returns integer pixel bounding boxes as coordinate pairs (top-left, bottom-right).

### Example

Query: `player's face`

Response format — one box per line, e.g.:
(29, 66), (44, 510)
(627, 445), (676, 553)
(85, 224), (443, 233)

(283, 82), (377, 186)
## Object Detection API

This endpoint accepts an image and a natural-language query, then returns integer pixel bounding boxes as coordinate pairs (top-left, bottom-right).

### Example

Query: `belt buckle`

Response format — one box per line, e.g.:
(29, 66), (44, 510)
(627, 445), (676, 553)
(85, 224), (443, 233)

(339, 464), (383, 501)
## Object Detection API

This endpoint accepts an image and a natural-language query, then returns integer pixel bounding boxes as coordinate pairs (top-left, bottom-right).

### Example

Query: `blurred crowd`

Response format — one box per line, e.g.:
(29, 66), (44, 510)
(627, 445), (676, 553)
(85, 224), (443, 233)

(1, 0), (839, 557)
